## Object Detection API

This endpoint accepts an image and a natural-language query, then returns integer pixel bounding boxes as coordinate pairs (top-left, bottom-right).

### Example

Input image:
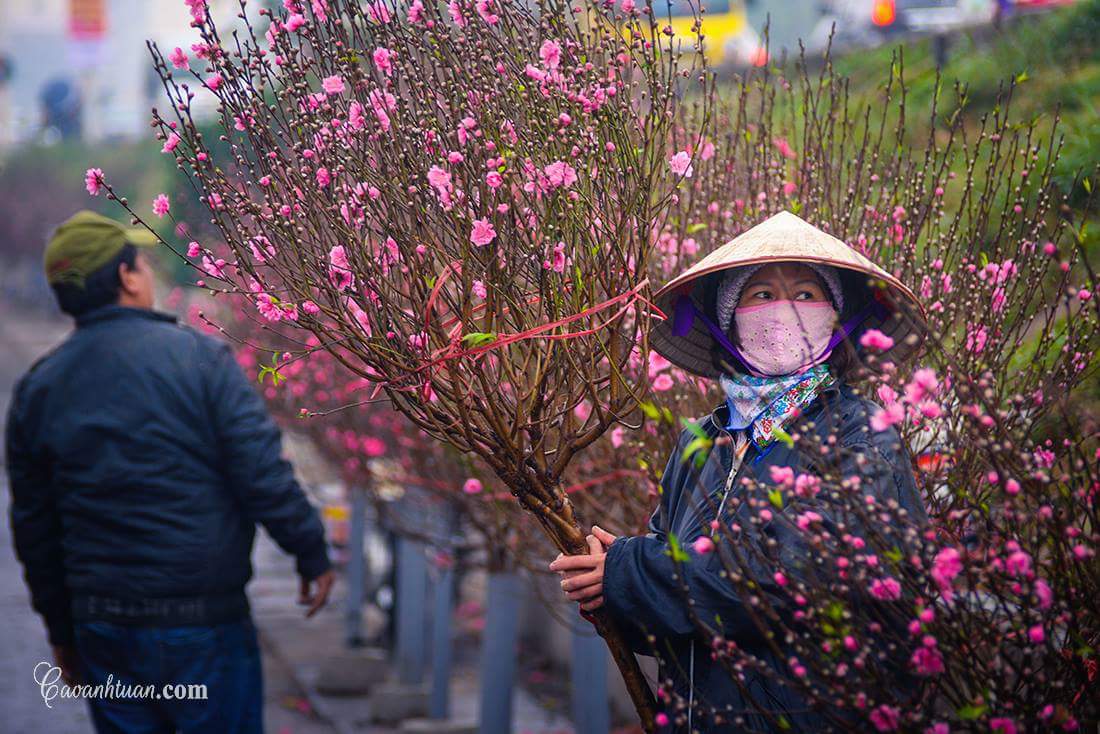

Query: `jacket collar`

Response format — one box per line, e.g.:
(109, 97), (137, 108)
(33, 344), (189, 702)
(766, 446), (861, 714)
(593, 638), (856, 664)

(75, 305), (178, 329)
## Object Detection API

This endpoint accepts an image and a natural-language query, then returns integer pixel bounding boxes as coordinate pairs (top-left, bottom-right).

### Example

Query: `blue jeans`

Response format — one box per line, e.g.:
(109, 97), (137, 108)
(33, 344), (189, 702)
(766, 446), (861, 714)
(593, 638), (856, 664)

(73, 618), (263, 734)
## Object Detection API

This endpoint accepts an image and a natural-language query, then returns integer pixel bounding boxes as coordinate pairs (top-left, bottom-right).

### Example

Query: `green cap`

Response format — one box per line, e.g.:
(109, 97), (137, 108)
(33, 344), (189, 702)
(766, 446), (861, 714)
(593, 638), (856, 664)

(44, 210), (159, 288)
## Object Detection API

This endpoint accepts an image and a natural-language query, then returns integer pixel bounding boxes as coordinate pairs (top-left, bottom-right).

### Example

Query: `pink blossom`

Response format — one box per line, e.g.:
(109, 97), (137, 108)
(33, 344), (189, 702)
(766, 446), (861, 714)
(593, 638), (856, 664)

(470, 219), (496, 246)
(652, 373), (674, 392)
(302, 300), (321, 315)
(870, 402), (904, 432)
(84, 168), (104, 196)
(204, 73), (223, 91)
(321, 75), (345, 94)
(373, 47), (394, 76)
(769, 465), (794, 486)
(463, 478), (483, 495)
(669, 151), (693, 178)
(610, 425), (624, 448)
(990, 718), (1017, 734)
(316, 167), (331, 187)
(472, 280), (487, 299)
(186, 241), (201, 258)
(870, 705), (900, 731)
(486, 171), (503, 188)
(1034, 578), (1053, 609)
(773, 136), (796, 159)
(655, 713), (669, 727)
(168, 47), (189, 69)
(860, 329), (895, 351)
(201, 255), (226, 279)
(475, 0), (499, 24)
(543, 161), (577, 188)
(407, 0), (425, 22)
(539, 40), (562, 70)
(931, 547), (962, 596)
(447, 0), (466, 26)
(1028, 625), (1045, 644)
(966, 325), (988, 354)
(1079, 288), (1093, 302)
(348, 101), (365, 130)
(795, 511), (822, 531)
(285, 12), (307, 31)
(366, 1), (391, 22)
(869, 576), (902, 601)
(1005, 550), (1032, 577)
(692, 536), (714, 555)
(911, 645), (944, 675)
(152, 194), (170, 217)
(249, 235), (276, 263)
(369, 89), (396, 131)
(161, 132), (181, 153)
(328, 245), (354, 290)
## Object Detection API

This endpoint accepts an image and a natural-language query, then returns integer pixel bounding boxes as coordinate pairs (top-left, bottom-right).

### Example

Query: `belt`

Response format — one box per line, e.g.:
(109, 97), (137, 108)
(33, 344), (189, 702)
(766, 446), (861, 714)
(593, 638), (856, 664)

(71, 591), (250, 626)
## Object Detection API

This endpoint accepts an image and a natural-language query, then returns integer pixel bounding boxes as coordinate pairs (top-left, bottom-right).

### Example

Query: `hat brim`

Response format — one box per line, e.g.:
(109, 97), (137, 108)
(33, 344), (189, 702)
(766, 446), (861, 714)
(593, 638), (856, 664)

(124, 227), (160, 247)
(650, 211), (928, 379)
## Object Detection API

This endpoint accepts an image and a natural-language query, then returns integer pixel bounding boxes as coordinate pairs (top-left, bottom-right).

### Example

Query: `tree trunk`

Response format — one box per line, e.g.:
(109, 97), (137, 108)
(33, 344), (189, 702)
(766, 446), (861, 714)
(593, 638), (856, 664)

(588, 606), (657, 732)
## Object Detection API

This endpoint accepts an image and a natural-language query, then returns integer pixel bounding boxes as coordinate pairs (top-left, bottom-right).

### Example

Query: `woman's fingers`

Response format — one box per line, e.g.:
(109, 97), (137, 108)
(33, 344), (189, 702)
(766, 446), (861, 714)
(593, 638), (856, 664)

(586, 534), (602, 554)
(561, 568), (602, 592)
(580, 596), (605, 611)
(592, 525), (618, 546)
(566, 584), (603, 602)
(549, 554), (599, 572)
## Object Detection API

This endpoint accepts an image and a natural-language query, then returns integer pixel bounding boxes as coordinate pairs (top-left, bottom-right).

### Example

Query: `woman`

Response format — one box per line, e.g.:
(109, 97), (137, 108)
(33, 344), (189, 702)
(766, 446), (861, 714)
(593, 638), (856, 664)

(550, 212), (929, 732)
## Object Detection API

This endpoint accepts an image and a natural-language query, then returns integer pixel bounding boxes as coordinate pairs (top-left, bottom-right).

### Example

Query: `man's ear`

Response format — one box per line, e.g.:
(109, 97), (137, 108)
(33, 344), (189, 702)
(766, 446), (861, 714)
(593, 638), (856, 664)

(117, 259), (138, 296)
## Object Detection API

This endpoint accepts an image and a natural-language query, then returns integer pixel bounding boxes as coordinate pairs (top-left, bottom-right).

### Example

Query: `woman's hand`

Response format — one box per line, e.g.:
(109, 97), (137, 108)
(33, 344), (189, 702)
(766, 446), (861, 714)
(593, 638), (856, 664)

(549, 525), (619, 611)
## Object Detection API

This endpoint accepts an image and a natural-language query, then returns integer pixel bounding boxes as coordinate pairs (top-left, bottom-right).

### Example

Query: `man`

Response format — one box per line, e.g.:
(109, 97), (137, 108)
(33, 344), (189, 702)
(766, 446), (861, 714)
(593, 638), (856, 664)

(5, 210), (334, 733)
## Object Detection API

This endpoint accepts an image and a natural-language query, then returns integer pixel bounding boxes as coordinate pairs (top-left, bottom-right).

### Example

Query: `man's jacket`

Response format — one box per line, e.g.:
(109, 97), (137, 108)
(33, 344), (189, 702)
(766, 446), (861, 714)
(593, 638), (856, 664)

(602, 381), (927, 733)
(5, 306), (330, 646)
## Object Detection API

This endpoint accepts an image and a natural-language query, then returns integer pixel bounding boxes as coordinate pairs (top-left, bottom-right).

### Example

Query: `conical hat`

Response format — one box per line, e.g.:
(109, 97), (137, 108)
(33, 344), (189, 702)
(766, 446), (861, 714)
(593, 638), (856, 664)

(651, 210), (927, 378)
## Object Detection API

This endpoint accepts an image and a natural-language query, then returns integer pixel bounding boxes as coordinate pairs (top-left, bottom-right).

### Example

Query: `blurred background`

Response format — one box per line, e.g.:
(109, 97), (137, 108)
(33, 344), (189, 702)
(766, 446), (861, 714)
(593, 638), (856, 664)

(0, 1), (1095, 732)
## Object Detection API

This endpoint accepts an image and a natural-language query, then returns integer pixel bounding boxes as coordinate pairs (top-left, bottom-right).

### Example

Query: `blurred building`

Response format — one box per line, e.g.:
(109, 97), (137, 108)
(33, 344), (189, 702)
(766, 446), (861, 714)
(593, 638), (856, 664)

(0, 0), (237, 149)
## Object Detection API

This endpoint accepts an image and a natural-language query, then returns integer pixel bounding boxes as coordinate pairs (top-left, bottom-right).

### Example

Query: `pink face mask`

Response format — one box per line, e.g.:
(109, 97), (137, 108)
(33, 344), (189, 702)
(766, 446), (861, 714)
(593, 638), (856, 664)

(733, 300), (838, 377)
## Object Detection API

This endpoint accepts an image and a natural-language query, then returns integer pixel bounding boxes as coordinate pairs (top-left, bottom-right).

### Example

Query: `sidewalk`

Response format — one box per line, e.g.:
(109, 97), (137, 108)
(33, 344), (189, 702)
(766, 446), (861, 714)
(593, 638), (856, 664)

(250, 527), (576, 734)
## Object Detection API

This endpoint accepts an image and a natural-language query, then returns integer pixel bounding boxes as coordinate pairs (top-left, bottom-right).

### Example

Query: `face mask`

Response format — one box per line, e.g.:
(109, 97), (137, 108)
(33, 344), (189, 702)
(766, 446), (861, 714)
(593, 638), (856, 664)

(733, 300), (837, 377)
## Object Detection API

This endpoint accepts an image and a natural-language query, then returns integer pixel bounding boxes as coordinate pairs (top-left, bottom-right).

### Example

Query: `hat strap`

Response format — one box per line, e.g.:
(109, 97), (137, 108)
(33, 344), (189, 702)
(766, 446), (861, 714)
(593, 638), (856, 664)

(671, 294), (889, 375)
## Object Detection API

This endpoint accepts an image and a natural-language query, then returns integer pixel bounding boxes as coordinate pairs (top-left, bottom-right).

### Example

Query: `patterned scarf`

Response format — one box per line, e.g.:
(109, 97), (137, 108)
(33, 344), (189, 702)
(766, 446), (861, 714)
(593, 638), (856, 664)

(717, 364), (834, 450)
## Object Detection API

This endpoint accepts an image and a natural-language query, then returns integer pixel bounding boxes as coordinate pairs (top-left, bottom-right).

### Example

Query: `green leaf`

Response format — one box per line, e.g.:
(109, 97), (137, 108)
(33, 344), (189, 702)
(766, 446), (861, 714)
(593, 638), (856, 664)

(686, 222), (708, 234)
(1083, 177), (1092, 194)
(680, 417), (708, 438)
(667, 532), (690, 563)
(683, 437), (711, 466)
(957, 703), (987, 721)
(257, 352), (285, 386)
(461, 332), (497, 348)
(771, 425), (794, 448)
(639, 401), (661, 420)
(1014, 71), (1028, 84)
(777, 716), (791, 730)
(768, 488), (784, 510)
(885, 546), (903, 565)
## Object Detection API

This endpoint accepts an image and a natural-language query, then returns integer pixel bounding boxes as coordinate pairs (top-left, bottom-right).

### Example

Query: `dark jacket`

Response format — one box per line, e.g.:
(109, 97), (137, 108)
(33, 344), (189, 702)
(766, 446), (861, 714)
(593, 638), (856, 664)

(603, 381), (927, 733)
(5, 306), (330, 646)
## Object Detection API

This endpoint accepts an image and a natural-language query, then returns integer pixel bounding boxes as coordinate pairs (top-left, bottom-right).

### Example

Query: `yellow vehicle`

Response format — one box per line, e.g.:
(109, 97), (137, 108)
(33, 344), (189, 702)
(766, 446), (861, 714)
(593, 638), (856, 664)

(652, 0), (764, 68)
